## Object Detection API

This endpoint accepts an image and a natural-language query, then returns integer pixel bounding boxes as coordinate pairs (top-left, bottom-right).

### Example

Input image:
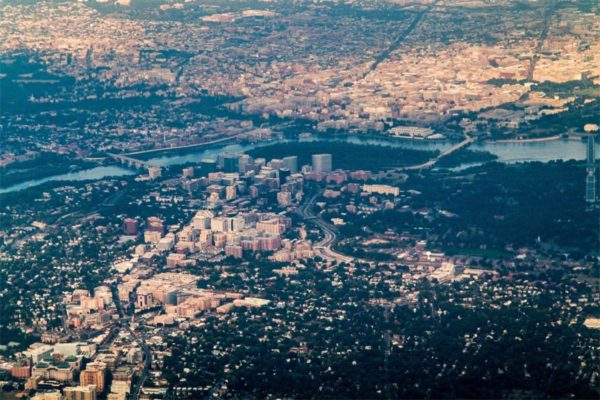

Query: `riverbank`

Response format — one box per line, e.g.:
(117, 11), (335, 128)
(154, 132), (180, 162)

(247, 141), (437, 172)
(0, 166), (135, 195)
(125, 133), (245, 159)
(0, 154), (95, 189)
(488, 134), (563, 144)
(1, 135), (598, 194)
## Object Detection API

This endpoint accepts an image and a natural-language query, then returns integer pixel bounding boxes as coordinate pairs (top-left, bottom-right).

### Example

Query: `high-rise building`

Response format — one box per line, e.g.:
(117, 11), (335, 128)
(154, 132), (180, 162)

(219, 154), (240, 173)
(282, 156), (298, 173)
(226, 185), (237, 200)
(182, 167), (195, 178)
(122, 218), (138, 235)
(192, 210), (213, 229)
(312, 154), (332, 173)
(148, 166), (162, 180)
(225, 244), (243, 259)
(269, 159), (284, 169)
(238, 154), (252, 173)
(146, 217), (164, 234)
(211, 217), (228, 232)
(112, 366), (133, 382)
(200, 159), (217, 174)
(277, 191), (292, 207)
(79, 362), (106, 393)
(63, 385), (97, 400)
(278, 168), (291, 184)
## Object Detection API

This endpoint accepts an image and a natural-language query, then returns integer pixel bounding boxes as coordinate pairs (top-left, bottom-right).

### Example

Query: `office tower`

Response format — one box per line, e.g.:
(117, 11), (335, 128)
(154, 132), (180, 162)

(182, 167), (195, 178)
(277, 191), (292, 207)
(112, 366), (133, 383)
(192, 210), (213, 229)
(254, 158), (266, 168)
(225, 244), (243, 259)
(146, 217), (164, 234)
(282, 156), (298, 173)
(233, 214), (246, 232)
(122, 218), (138, 235)
(238, 154), (252, 173)
(278, 168), (291, 184)
(211, 217), (228, 232)
(219, 154), (240, 173)
(200, 159), (217, 174)
(63, 385), (97, 400)
(148, 166), (162, 179)
(226, 185), (237, 200)
(270, 159), (284, 169)
(80, 362), (106, 393)
(312, 154), (332, 173)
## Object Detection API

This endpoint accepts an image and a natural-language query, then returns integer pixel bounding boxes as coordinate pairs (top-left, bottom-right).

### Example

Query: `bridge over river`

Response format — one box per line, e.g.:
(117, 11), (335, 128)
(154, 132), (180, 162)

(108, 133), (247, 171)
(400, 134), (475, 171)
(107, 153), (159, 170)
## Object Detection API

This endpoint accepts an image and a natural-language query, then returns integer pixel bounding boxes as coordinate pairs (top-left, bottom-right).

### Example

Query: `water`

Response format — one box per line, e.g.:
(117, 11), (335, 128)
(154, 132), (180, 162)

(0, 166), (135, 195)
(474, 139), (596, 163)
(1, 136), (598, 194)
(144, 135), (453, 167)
(143, 135), (598, 166)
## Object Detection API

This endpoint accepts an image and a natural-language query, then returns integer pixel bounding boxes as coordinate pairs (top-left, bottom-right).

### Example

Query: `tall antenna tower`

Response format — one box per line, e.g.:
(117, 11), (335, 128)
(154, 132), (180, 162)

(584, 124), (598, 203)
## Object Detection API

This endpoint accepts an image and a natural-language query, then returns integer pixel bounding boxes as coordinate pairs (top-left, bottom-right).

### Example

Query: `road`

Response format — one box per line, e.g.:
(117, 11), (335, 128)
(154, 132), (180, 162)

(526, 0), (558, 81)
(383, 305), (392, 400)
(129, 330), (151, 400)
(110, 283), (151, 400)
(363, 1), (440, 78)
(296, 191), (355, 263)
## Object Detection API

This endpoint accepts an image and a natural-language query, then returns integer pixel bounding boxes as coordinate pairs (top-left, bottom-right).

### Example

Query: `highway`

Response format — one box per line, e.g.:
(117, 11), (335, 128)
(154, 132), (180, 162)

(297, 191), (355, 263)
(294, 133), (474, 264)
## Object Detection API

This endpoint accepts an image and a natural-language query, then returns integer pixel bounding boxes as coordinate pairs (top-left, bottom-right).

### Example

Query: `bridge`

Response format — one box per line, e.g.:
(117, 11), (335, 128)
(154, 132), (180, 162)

(123, 133), (244, 157)
(108, 153), (159, 170)
(107, 133), (249, 173)
(400, 134), (475, 171)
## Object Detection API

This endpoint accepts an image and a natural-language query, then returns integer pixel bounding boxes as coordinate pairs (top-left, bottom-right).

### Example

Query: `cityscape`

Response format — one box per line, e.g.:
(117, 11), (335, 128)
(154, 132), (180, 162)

(0, 0), (599, 399)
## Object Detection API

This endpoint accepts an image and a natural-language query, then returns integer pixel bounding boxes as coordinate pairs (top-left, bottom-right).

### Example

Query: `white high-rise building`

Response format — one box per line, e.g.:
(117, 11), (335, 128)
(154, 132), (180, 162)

(282, 156), (298, 173)
(312, 154), (332, 173)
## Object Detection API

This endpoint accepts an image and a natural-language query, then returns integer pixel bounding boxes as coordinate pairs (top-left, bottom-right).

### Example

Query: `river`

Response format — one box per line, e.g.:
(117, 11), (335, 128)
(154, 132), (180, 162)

(1, 136), (598, 194)
(0, 166), (135, 195)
